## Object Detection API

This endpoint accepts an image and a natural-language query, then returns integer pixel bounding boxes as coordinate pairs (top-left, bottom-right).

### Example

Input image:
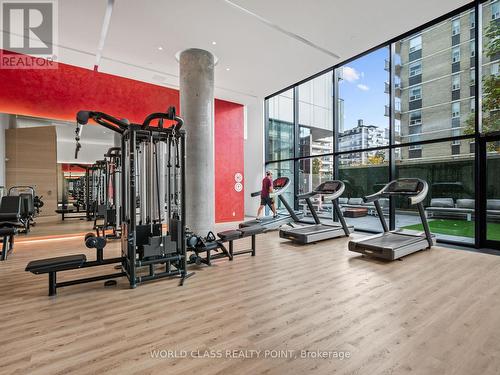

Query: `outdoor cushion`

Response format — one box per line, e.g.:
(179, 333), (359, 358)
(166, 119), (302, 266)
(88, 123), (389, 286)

(457, 199), (475, 209)
(338, 197), (348, 205)
(348, 198), (364, 205)
(487, 199), (500, 211)
(429, 198), (454, 208)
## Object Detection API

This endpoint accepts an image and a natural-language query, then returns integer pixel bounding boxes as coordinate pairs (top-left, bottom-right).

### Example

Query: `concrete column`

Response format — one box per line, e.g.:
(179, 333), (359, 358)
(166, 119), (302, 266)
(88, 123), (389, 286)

(179, 48), (215, 234)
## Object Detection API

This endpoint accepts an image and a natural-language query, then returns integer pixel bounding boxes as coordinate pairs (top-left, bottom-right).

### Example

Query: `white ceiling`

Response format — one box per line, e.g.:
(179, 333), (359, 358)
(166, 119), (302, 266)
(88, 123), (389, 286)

(54, 0), (469, 103)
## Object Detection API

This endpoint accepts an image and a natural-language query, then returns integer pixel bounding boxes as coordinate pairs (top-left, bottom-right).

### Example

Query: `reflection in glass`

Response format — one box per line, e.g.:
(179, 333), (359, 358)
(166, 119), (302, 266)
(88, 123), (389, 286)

(266, 161), (295, 212)
(338, 151), (389, 232)
(298, 156), (333, 218)
(486, 141), (500, 242)
(267, 89), (294, 161)
(298, 72), (334, 158)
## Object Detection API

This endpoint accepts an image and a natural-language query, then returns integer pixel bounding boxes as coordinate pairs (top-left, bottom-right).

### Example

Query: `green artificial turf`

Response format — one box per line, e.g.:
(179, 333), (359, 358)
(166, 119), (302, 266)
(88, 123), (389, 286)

(402, 219), (500, 241)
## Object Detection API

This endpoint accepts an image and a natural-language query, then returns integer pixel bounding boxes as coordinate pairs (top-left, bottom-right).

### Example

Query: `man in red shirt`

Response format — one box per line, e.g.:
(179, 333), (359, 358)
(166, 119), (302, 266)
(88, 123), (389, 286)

(257, 171), (277, 219)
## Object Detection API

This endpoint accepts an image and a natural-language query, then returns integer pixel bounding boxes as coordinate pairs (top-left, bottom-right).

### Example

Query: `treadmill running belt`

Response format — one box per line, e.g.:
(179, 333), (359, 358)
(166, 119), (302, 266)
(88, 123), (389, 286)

(286, 224), (340, 235)
(358, 233), (424, 251)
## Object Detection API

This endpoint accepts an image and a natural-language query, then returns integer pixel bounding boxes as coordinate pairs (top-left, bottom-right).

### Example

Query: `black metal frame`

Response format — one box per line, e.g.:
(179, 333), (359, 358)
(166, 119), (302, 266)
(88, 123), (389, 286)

(264, 0), (499, 251)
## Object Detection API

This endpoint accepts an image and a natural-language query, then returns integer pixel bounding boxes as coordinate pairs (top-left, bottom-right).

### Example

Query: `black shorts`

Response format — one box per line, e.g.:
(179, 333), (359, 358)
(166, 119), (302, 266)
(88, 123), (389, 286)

(260, 196), (274, 207)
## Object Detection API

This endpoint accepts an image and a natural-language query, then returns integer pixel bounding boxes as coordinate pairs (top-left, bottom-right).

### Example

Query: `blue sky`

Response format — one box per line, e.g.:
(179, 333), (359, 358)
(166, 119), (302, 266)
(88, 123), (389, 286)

(339, 47), (389, 130)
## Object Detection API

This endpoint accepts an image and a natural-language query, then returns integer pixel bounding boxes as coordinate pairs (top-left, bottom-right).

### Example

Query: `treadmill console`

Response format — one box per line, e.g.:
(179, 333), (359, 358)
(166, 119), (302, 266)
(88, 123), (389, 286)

(273, 177), (289, 192)
(387, 179), (422, 195)
(315, 181), (342, 194)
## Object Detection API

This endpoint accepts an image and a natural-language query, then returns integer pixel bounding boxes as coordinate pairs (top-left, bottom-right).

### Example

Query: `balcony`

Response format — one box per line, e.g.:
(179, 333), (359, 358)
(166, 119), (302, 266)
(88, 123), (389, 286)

(384, 82), (401, 96)
(384, 59), (401, 75)
(385, 105), (401, 120)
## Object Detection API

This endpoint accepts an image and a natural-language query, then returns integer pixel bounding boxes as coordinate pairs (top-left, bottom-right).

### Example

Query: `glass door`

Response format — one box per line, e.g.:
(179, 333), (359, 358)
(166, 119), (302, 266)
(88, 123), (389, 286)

(482, 134), (500, 249)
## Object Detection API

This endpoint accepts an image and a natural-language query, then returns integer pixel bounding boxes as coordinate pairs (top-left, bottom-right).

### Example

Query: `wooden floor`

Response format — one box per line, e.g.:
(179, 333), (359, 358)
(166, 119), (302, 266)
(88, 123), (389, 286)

(2, 228), (500, 375)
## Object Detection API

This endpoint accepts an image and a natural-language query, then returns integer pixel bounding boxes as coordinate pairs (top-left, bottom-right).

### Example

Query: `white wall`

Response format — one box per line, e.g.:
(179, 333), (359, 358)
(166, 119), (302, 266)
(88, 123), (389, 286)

(244, 97), (265, 218)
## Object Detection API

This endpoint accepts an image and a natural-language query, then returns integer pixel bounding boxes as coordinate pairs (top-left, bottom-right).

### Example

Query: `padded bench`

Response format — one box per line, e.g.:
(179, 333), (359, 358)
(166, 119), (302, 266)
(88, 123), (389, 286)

(0, 227), (17, 261)
(188, 225), (265, 266)
(26, 254), (87, 296)
(217, 225), (265, 258)
(55, 208), (87, 221)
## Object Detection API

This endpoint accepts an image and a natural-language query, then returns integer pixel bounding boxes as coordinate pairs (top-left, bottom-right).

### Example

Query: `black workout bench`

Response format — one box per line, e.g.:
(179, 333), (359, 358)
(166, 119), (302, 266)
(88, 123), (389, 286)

(55, 208), (87, 220)
(26, 233), (124, 296)
(188, 225), (264, 266)
(217, 225), (264, 257)
(0, 227), (17, 261)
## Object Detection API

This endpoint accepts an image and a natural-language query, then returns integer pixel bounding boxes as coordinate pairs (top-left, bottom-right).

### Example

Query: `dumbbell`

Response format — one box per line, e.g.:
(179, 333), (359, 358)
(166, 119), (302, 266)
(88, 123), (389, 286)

(85, 232), (107, 250)
(84, 232), (117, 287)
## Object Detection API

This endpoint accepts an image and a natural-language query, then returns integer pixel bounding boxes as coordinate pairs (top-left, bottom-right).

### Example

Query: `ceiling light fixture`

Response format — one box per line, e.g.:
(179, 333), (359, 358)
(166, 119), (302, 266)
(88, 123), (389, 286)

(226, 67), (230, 71)
(157, 46), (163, 51)
(212, 41), (217, 45)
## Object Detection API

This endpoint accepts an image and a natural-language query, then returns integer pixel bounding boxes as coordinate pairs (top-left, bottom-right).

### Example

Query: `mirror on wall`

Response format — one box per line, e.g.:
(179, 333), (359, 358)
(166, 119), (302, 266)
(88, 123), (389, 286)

(0, 113), (118, 237)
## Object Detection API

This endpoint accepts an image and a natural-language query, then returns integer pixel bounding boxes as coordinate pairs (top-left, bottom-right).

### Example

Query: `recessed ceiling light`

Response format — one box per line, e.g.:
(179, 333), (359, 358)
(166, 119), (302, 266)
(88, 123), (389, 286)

(157, 46), (163, 51)
(212, 41), (217, 45)
(226, 67), (230, 71)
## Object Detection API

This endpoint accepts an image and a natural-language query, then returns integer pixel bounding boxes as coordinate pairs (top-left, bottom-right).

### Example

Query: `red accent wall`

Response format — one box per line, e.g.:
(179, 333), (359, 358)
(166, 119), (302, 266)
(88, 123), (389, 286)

(61, 164), (87, 173)
(0, 52), (244, 222)
(215, 99), (245, 222)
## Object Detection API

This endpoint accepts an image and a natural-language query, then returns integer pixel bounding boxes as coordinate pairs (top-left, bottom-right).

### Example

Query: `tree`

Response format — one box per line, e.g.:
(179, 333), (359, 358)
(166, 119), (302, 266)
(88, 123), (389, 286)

(312, 158), (322, 175)
(367, 151), (386, 165)
(465, 19), (500, 146)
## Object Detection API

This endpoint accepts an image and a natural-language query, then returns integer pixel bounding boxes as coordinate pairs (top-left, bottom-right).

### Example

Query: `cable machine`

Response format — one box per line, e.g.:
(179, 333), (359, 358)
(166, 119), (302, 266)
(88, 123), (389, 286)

(76, 107), (190, 288)
(26, 107), (191, 294)
(95, 147), (122, 238)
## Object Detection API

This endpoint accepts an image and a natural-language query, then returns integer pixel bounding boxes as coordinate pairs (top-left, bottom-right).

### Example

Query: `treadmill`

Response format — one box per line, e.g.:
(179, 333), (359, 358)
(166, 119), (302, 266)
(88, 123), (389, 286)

(279, 180), (353, 244)
(348, 178), (435, 260)
(239, 176), (304, 231)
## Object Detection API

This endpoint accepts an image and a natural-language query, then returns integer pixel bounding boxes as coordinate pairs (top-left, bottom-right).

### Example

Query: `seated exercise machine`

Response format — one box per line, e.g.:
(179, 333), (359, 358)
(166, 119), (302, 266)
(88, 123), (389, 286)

(7, 186), (37, 233)
(0, 196), (26, 232)
(0, 196), (25, 260)
(279, 180), (353, 244)
(0, 227), (17, 261)
(27, 107), (193, 296)
(239, 176), (304, 230)
(348, 178), (435, 260)
(186, 225), (264, 266)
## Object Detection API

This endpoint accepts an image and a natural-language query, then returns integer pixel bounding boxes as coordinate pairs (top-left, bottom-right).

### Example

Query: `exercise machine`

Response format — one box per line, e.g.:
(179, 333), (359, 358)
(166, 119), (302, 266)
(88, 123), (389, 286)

(348, 178), (435, 260)
(279, 180), (352, 244)
(8, 186), (37, 232)
(239, 176), (304, 230)
(26, 107), (192, 295)
(0, 227), (17, 261)
(94, 147), (121, 238)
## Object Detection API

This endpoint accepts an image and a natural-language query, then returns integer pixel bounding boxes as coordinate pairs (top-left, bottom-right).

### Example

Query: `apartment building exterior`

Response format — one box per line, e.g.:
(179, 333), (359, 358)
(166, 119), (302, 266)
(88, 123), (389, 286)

(397, 2), (499, 160)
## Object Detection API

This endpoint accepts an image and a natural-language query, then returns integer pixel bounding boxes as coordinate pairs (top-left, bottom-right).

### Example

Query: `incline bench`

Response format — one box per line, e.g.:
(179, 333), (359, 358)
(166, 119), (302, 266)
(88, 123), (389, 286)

(187, 225), (264, 266)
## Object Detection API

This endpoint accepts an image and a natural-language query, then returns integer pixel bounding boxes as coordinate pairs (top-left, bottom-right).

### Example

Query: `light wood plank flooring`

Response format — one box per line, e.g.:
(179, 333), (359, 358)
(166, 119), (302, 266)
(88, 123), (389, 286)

(1, 230), (500, 375)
